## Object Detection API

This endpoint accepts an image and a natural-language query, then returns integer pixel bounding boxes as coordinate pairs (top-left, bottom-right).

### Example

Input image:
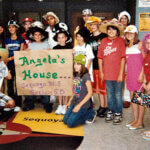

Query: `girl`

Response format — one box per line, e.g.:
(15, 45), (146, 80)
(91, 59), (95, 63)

(5, 20), (25, 111)
(53, 29), (72, 115)
(98, 19), (125, 125)
(23, 21), (52, 113)
(124, 25), (144, 130)
(86, 16), (108, 118)
(63, 54), (96, 128)
(141, 33), (150, 140)
(118, 11), (131, 28)
(74, 29), (94, 84)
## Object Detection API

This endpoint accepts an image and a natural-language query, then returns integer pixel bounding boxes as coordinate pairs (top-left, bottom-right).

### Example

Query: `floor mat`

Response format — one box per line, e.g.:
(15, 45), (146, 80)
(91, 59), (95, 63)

(13, 108), (84, 136)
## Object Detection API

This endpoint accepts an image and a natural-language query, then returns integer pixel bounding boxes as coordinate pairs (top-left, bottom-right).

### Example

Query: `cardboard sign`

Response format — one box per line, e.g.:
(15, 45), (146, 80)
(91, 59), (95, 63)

(14, 50), (73, 96)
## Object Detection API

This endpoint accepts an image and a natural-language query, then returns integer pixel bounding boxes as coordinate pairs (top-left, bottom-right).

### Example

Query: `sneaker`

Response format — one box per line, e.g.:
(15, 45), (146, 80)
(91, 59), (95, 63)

(50, 96), (56, 103)
(85, 111), (97, 124)
(113, 113), (122, 125)
(105, 111), (114, 123)
(55, 105), (63, 115)
(23, 106), (34, 111)
(3, 108), (13, 111)
(61, 105), (67, 115)
(97, 107), (108, 118)
(14, 106), (21, 112)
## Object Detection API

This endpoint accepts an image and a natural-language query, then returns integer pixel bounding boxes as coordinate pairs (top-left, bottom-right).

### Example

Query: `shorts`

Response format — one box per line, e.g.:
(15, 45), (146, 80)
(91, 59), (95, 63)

(92, 70), (106, 95)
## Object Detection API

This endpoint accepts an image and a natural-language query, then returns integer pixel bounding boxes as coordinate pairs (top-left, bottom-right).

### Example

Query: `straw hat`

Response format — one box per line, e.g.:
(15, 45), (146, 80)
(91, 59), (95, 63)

(85, 16), (102, 32)
(42, 12), (59, 24)
(99, 19), (125, 36)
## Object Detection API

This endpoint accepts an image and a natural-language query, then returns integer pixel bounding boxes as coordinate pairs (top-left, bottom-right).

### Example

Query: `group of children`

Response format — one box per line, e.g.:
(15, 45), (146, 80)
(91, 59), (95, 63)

(0, 8), (150, 140)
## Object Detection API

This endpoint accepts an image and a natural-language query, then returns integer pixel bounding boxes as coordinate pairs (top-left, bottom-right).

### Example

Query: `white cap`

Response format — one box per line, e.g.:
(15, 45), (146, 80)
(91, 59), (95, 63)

(124, 25), (138, 33)
(82, 9), (93, 15)
(31, 21), (44, 29)
(119, 11), (131, 23)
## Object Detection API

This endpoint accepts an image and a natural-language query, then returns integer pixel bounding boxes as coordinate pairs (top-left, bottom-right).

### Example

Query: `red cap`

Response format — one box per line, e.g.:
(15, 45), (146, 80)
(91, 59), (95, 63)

(23, 18), (33, 23)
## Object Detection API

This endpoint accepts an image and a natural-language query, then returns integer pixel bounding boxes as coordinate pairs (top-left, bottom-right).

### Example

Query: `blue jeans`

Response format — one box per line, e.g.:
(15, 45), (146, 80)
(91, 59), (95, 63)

(105, 80), (123, 114)
(63, 104), (95, 128)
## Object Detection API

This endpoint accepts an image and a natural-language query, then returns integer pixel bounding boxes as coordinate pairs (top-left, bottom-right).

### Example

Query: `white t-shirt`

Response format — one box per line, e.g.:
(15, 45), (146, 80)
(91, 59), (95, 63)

(0, 61), (8, 89)
(28, 41), (50, 50)
(46, 26), (58, 49)
(74, 43), (95, 82)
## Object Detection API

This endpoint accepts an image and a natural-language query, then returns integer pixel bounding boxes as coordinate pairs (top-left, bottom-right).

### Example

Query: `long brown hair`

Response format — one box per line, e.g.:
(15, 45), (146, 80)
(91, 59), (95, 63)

(73, 63), (89, 78)
(125, 33), (139, 46)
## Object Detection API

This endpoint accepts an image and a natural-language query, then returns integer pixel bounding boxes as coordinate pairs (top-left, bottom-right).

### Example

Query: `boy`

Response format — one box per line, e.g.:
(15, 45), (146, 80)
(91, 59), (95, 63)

(53, 29), (72, 115)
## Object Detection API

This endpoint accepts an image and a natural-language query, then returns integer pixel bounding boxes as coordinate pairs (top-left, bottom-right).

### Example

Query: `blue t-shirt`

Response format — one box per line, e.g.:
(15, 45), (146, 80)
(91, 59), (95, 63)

(4, 37), (25, 66)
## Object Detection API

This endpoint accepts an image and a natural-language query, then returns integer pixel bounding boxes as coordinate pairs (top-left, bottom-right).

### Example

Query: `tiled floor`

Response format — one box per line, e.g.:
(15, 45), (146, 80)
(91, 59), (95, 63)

(78, 94), (150, 150)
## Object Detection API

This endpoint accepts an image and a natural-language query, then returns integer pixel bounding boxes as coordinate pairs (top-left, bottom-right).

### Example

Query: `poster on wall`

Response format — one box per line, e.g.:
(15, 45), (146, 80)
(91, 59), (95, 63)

(14, 50), (73, 96)
(139, 13), (150, 31)
(139, 0), (150, 7)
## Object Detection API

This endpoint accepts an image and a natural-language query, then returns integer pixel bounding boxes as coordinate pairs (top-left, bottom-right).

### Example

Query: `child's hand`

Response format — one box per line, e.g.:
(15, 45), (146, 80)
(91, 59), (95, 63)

(117, 73), (123, 82)
(138, 72), (144, 83)
(66, 102), (71, 111)
(145, 82), (150, 91)
(73, 104), (81, 113)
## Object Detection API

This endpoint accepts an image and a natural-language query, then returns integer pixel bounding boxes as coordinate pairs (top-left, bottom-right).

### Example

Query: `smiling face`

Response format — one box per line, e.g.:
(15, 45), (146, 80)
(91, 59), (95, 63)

(146, 39), (150, 51)
(33, 32), (43, 42)
(107, 26), (118, 39)
(74, 62), (82, 73)
(89, 23), (99, 33)
(57, 33), (67, 46)
(125, 32), (135, 41)
(8, 25), (18, 35)
(120, 15), (128, 26)
(76, 34), (85, 45)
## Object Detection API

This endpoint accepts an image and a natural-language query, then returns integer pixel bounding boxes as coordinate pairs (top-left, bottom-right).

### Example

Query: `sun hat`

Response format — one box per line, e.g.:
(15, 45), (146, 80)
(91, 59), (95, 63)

(31, 21), (44, 29)
(82, 9), (93, 16)
(8, 20), (19, 28)
(85, 16), (102, 32)
(99, 19), (125, 36)
(124, 25), (138, 33)
(23, 18), (33, 23)
(42, 12), (59, 24)
(26, 26), (48, 41)
(74, 54), (86, 65)
(118, 11), (131, 23)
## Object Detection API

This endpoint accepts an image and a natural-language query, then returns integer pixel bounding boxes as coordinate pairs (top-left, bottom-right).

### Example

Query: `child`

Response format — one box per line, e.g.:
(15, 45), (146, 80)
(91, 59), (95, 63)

(53, 29), (73, 115)
(21, 17), (33, 49)
(74, 29), (94, 83)
(86, 16), (108, 118)
(124, 25), (144, 130)
(74, 8), (92, 46)
(63, 54), (96, 128)
(5, 20), (25, 111)
(43, 12), (60, 49)
(0, 54), (15, 121)
(141, 33), (150, 140)
(23, 22), (52, 113)
(98, 19), (125, 125)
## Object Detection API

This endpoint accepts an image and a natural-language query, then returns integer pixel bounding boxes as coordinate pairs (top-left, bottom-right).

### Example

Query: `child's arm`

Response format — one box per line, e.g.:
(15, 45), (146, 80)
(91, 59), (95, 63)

(87, 59), (92, 70)
(117, 57), (125, 82)
(5, 71), (12, 80)
(66, 94), (74, 110)
(20, 43), (24, 51)
(73, 80), (93, 112)
(138, 67), (144, 83)
(98, 59), (104, 80)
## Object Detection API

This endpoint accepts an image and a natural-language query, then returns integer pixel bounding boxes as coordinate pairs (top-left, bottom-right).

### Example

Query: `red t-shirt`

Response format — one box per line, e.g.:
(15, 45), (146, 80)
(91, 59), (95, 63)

(144, 54), (150, 83)
(97, 36), (126, 80)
